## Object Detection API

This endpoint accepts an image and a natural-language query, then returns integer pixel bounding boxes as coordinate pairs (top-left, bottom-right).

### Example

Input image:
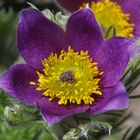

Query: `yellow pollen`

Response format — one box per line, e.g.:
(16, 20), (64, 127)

(29, 81), (36, 85)
(30, 46), (103, 105)
(81, 0), (134, 38)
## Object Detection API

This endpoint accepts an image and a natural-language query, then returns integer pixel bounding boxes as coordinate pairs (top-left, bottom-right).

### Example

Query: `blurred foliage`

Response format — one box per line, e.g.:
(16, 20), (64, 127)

(0, 0), (59, 12)
(0, 9), (18, 72)
(122, 126), (140, 140)
(63, 119), (112, 140)
(0, 90), (55, 140)
(0, 122), (52, 140)
(121, 55), (140, 94)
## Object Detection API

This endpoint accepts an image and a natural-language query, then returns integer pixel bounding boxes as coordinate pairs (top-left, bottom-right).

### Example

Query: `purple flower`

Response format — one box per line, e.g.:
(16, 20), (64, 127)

(0, 8), (135, 123)
(57, 0), (92, 12)
(57, 0), (140, 38)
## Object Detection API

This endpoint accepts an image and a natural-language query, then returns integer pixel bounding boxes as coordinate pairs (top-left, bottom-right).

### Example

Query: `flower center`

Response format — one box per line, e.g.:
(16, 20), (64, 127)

(60, 70), (76, 83)
(81, 0), (134, 38)
(30, 47), (103, 105)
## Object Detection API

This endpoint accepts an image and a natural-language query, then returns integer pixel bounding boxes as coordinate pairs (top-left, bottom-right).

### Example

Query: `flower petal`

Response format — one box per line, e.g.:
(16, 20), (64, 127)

(18, 8), (66, 71)
(57, 0), (94, 12)
(0, 64), (41, 105)
(66, 8), (103, 53)
(120, 0), (140, 37)
(37, 98), (89, 123)
(111, 0), (124, 5)
(92, 37), (135, 87)
(57, 0), (125, 12)
(88, 82), (128, 114)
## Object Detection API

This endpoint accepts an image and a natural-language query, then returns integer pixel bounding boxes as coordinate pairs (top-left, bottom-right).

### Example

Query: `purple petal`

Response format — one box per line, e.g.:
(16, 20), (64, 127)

(0, 64), (41, 105)
(88, 82), (128, 114)
(18, 8), (66, 71)
(66, 8), (103, 53)
(92, 37), (135, 87)
(111, 0), (124, 5)
(37, 98), (89, 123)
(120, 0), (140, 37)
(57, 0), (94, 12)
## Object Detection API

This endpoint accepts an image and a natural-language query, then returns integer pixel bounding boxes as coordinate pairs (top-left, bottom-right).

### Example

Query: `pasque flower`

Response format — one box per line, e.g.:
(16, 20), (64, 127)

(0, 8), (135, 123)
(57, 0), (140, 38)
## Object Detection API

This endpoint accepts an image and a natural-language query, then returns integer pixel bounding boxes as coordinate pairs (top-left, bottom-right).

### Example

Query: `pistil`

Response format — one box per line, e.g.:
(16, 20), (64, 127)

(60, 70), (76, 83)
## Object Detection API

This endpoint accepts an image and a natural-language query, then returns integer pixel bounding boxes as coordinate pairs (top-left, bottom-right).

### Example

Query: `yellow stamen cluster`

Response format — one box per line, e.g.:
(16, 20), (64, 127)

(30, 47), (103, 105)
(81, 0), (134, 38)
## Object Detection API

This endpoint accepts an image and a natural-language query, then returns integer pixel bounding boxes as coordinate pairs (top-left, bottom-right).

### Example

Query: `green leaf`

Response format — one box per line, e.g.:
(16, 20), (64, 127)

(122, 126), (140, 140)
(105, 25), (116, 39)
(114, 114), (131, 129)
(129, 95), (140, 99)
(121, 55), (140, 93)
(122, 128), (131, 140)
(127, 126), (140, 140)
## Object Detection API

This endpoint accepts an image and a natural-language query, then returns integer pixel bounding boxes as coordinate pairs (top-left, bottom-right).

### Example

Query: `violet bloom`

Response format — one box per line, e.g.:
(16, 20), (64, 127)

(0, 8), (135, 123)
(57, 0), (140, 38)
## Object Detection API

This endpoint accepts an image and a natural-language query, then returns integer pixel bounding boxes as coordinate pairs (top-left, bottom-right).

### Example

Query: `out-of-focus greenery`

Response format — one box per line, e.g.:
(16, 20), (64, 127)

(122, 55), (140, 95)
(0, 9), (18, 72)
(0, 121), (54, 140)
(0, 90), (54, 140)
(1, 0), (59, 12)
